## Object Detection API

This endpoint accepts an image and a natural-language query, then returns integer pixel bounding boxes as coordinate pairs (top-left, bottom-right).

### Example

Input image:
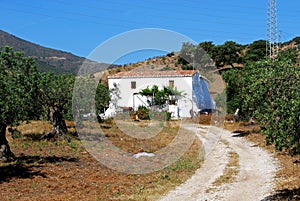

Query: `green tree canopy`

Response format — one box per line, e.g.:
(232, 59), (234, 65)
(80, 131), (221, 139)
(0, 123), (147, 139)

(223, 57), (300, 154)
(198, 41), (215, 54)
(221, 68), (243, 114)
(0, 46), (40, 161)
(212, 41), (242, 68)
(179, 41), (243, 69)
(243, 40), (266, 63)
(95, 83), (110, 115)
(139, 85), (183, 108)
(39, 73), (75, 139)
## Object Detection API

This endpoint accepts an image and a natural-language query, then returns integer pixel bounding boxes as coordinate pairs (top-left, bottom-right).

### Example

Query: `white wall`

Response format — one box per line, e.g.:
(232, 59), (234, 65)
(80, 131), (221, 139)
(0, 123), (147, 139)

(108, 75), (196, 117)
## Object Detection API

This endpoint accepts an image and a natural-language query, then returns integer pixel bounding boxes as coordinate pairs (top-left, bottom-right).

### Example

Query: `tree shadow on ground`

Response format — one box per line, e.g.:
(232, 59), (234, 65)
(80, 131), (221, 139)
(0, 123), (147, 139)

(261, 188), (300, 201)
(17, 155), (78, 164)
(22, 133), (44, 140)
(0, 163), (46, 183)
(0, 155), (78, 183)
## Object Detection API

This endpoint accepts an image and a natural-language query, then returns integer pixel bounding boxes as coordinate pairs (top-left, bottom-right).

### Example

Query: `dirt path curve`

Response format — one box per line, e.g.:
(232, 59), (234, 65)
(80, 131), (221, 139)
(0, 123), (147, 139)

(159, 125), (278, 201)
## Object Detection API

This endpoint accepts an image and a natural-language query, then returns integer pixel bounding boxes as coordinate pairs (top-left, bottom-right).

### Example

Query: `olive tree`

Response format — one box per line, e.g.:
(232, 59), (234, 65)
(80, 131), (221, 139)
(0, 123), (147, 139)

(39, 73), (75, 139)
(0, 47), (39, 161)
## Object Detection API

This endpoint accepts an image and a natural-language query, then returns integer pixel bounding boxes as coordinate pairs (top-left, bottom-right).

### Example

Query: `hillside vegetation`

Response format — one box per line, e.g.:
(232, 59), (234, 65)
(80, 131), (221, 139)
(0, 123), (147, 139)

(113, 37), (300, 72)
(0, 30), (114, 74)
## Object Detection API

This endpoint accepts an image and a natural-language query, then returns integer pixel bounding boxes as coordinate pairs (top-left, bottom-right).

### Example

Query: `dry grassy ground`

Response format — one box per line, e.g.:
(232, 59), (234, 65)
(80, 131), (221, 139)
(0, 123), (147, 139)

(1, 120), (299, 200)
(0, 120), (202, 201)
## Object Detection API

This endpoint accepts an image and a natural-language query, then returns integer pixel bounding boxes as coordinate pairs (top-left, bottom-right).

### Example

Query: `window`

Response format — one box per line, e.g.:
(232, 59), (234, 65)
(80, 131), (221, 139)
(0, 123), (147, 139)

(169, 80), (174, 88)
(131, 81), (136, 89)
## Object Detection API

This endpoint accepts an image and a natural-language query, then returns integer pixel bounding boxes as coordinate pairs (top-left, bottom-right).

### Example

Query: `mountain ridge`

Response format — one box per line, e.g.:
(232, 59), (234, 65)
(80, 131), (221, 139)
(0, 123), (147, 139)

(1, 29), (299, 75)
(0, 30), (114, 74)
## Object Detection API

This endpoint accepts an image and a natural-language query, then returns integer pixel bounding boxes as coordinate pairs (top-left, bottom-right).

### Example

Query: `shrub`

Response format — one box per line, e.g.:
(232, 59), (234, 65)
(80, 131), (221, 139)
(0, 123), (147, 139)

(134, 106), (172, 121)
(136, 106), (150, 120)
(239, 59), (299, 154)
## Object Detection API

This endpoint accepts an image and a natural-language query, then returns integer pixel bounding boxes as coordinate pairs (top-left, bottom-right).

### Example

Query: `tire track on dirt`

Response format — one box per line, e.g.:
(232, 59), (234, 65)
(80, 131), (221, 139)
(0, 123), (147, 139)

(159, 125), (229, 201)
(159, 125), (278, 201)
(213, 127), (278, 201)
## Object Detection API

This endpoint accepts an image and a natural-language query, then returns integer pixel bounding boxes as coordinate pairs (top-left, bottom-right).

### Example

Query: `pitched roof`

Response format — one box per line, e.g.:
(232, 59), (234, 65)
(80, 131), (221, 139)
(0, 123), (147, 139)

(108, 70), (198, 79)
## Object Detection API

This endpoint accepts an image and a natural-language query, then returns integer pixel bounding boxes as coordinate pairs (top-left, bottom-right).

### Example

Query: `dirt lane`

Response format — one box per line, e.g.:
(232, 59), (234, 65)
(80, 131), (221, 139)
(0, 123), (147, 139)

(159, 125), (278, 201)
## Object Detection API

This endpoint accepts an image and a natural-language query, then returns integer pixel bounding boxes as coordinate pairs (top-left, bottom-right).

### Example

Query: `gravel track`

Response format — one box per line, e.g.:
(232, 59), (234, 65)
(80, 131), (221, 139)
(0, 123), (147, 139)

(159, 125), (278, 201)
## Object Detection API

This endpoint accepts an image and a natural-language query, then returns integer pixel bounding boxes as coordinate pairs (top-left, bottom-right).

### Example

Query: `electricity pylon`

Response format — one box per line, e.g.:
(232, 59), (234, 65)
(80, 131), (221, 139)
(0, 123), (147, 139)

(266, 0), (279, 59)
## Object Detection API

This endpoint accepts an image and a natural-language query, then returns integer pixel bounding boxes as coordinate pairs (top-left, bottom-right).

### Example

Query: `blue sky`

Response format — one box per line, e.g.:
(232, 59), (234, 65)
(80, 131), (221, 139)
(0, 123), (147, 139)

(1, 0), (299, 64)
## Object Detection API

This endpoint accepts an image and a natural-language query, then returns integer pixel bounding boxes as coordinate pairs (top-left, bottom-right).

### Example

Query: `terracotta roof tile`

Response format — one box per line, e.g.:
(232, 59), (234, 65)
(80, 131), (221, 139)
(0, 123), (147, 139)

(108, 70), (198, 78)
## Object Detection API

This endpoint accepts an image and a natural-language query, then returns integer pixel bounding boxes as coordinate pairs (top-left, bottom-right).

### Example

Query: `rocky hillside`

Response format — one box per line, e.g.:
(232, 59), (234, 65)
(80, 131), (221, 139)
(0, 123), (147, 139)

(103, 37), (300, 77)
(96, 52), (183, 83)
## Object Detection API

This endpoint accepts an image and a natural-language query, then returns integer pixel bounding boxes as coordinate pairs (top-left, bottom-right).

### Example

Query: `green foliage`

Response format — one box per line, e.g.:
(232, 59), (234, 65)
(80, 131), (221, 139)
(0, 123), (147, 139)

(241, 59), (299, 154)
(181, 64), (193, 70)
(243, 40), (266, 63)
(72, 75), (94, 114)
(178, 42), (196, 67)
(213, 41), (243, 67)
(139, 85), (183, 108)
(136, 106), (150, 120)
(0, 46), (40, 126)
(95, 83), (110, 114)
(179, 40), (242, 68)
(221, 68), (243, 114)
(278, 48), (298, 64)
(179, 39), (299, 154)
(214, 90), (227, 110)
(198, 41), (214, 54)
(137, 85), (180, 121)
(224, 58), (300, 154)
(134, 106), (171, 121)
(179, 41), (214, 70)
(179, 42), (195, 57)
(39, 73), (75, 120)
(73, 75), (110, 119)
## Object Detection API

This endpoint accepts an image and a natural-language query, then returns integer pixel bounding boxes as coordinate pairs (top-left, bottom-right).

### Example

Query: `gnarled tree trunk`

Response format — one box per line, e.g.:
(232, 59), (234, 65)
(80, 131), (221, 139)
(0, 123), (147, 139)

(0, 123), (15, 162)
(42, 105), (68, 140)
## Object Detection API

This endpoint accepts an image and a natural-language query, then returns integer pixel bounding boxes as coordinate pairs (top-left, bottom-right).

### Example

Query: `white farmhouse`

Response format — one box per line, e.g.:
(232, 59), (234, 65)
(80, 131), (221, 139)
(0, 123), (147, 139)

(106, 70), (214, 118)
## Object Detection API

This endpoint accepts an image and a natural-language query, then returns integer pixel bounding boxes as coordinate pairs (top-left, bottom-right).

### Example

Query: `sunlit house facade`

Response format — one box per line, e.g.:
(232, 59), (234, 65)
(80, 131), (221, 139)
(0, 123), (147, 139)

(106, 70), (214, 118)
